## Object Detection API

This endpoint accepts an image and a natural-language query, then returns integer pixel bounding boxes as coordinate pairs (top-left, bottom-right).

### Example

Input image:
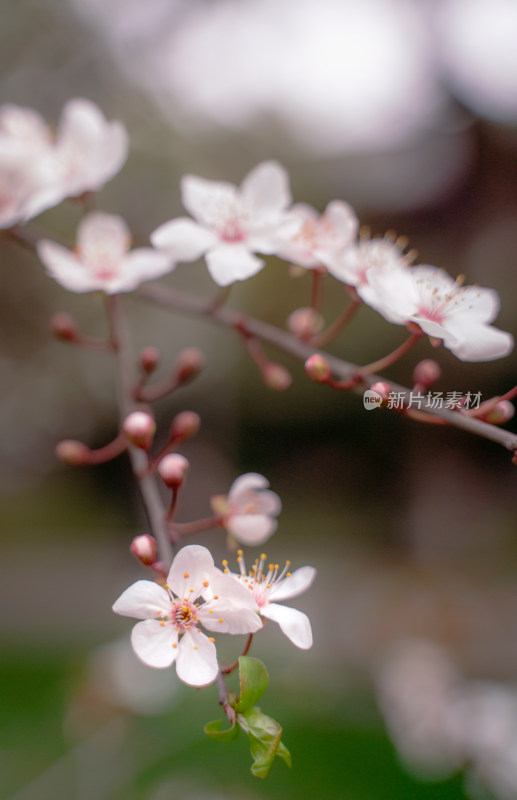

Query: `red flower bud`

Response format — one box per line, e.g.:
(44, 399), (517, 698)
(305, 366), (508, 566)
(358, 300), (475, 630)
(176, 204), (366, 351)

(130, 534), (158, 566)
(157, 453), (190, 487)
(50, 312), (79, 342)
(305, 354), (331, 383)
(170, 410), (201, 441)
(263, 363), (292, 391)
(123, 411), (156, 450)
(56, 439), (91, 465)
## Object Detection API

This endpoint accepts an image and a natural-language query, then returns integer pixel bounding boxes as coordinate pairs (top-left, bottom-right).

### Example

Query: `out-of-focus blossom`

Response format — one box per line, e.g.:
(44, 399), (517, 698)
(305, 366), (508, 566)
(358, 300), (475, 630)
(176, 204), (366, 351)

(113, 544), (262, 686)
(278, 200), (358, 269)
(151, 160), (297, 286)
(368, 265), (514, 361)
(0, 99), (128, 225)
(211, 473), (281, 546)
(37, 212), (173, 294)
(227, 551), (316, 649)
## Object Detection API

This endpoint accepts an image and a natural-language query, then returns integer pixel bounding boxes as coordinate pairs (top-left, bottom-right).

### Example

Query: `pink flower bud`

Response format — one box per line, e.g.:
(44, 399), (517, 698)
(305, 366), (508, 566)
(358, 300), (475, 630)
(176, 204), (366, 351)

(171, 410), (201, 441)
(287, 307), (324, 339)
(370, 381), (391, 402)
(305, 354), (331, 383)
(157, 453), (190, 487)
(50, 312), (79, 342)
(484, 400), (515, 425)
(413, 359), (441, 389)
(130, 534), (158, 566)
(123, 411), (156, 449)
(263, 363), (292, 391)
(56, 439), (91, 465)
(175, 347), (205, 383)
(139, 346), (160, 375)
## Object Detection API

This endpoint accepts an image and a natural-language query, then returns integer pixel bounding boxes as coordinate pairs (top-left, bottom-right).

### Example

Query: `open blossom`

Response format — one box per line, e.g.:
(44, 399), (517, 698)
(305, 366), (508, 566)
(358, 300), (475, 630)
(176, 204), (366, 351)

(37, 211), (173, 294)
(277, 200), (358, 269)
(211, 473), (281, 546)
(0, 99), (128, 224)
(151, 160), (298, 286)
(226, 551), (316, 650)
(368, 265), (514, 361)
(113, 545), (262, 686)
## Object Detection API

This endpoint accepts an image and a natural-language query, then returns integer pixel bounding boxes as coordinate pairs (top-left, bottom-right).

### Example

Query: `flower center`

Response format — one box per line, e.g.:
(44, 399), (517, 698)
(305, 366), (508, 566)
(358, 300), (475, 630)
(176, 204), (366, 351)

(225, 551), (292, 607)
(171, 599), (199, 632)
(220, 217), (245, 243)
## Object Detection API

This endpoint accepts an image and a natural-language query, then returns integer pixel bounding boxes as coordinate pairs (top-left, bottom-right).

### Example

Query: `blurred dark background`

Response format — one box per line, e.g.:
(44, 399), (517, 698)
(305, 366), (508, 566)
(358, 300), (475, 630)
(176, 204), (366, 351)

(2, 1), (517, 798)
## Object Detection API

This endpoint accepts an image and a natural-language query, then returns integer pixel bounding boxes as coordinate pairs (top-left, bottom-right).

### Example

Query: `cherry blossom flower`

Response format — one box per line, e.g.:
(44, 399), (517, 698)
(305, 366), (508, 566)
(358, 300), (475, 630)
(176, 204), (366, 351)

(113, 544), (262, 686)
(325, 237), (411, 321)
(37, 211), (173, 294)
(367, 265), (514, 361)
(277, 200), (358, 269)
(226, 551), (316, 650)
(211, 473), (281, 546)
(0, 153), (53, 229)
(0, 99), (128, 223)
(150, 160), (298, 286)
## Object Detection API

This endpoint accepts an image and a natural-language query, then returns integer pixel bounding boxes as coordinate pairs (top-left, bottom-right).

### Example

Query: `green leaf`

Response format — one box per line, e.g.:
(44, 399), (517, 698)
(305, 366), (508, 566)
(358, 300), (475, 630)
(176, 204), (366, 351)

(232, 656), (268, 713)
(204, 718), (240, 742)
(238, 707), (291, 778)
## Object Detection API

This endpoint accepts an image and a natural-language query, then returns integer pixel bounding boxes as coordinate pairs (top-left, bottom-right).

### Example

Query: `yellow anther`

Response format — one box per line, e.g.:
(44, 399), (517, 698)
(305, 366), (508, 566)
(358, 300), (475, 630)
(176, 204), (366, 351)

(218, 618), (223, 623)
(222, 559), (228, 566)
(209, 637), (215, 643)
(193, 645), (199, 650)
(160, 621), (165, 627)
(184, 572), (189, 578)
(237, 549), (243, 555)
(213, 594), (219, 599)
(224, 568), (229, 573)
(209, 609), (214, 613)
(274, 564), (279, 569)
(266, 583), (271, 588)
(189, 587), (194, 592)
(172, 643), (178, 648)
(261, 553), (267, 560)
(286, 572), (291, 577)
(165, 584), (170, 589)
(286, 560), (291, 566)
(269, 564), (274, 570)
(203, 580), (209, 587)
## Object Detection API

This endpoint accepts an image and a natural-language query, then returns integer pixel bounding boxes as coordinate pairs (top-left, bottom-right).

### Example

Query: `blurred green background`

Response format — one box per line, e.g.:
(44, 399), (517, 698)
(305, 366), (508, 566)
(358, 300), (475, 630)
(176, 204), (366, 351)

(2, 1), (517, 798)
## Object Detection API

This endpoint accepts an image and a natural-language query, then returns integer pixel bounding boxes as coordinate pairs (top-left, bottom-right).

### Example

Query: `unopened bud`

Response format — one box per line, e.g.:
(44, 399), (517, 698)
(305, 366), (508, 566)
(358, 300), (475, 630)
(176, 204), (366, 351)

(171, 410), (201, 441)
(139, 346), (160, 375)
(157, 453), (190, 487)
(123, 411), (156, 449)
(413, 359), (441, 389)
(370, 381), (391, 403)
(287, 307), (324, 339)
(484, 400), (515, 425)
(263, 363), (292, 391)
(56, 439), (91, 465)
(175, 347), (205, 384)
(305, 354), (331, 383)
(130, 534), (158, 566)
(50, 312), (79, 342)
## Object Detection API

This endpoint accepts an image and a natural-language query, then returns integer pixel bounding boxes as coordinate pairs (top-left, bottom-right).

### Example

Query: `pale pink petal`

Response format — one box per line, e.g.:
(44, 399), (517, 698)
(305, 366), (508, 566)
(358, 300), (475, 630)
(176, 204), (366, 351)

(112, 580), (170, 619)
(167, 544), (216, 601)
(454, 286), (500, 322)
(150, 217), (217, 261)
(323, 200), (359, 246)
(0, 105), (50, 153)
(77, 212), (131, 263)
(228, 472), (270, 499)
(115, 249), (174, 289)
(261, 603), (313, 649)
(443, 320), (514, 361)
(205, 244), (264, 286)
(240, 160), (291, 220)
(247, 216), (305, 254)
(267, 566), (317, 602)
(37, 239), (95, 293)
(181, 175), (238, 228)
(131, 619), (179, 668)
(226, 514), (277, 546)
(175, 629), (218, 686)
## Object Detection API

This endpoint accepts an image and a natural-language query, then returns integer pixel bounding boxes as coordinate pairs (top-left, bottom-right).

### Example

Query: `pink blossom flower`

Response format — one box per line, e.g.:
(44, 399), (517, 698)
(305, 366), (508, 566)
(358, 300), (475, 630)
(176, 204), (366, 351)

(150, 160), (298, 286)
(278, 200), (358, 269)
(37, 211), (173, 294)
(113, 544), (262, 686)
(211, 473), (281, 546)
(227, 551), (316, 650)
(368, 265), (514, 361)
(0, 99), (128, 223)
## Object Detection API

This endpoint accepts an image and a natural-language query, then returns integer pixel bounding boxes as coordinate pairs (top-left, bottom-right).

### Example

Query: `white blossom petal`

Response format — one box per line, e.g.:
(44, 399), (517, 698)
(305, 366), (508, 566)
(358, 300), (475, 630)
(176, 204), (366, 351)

(181, 175), (238, 227)
(261, 603), (313, 649)
(37, 239), (96, 293)
(176, 630), (218, 686)
(131, 619), (179, 668)
(226, 514), (277, 546)
(444, 320), (514, 361)
(167, 544), (216, 601)
(150, 217), (217, 261)
(112, 580), (170, 619)
(228, 472), (270, 498)
(267, 566), (317, 602)
(115, 249), (174, 290)
(240, 160), (291, 220)
(77, 212), (130, 262)
(205, 244), (264, 286)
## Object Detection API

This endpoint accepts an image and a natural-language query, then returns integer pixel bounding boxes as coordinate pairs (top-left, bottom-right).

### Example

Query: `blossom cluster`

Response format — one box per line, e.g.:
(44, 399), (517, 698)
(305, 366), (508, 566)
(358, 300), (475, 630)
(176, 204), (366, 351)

(1, 97), (512, 362)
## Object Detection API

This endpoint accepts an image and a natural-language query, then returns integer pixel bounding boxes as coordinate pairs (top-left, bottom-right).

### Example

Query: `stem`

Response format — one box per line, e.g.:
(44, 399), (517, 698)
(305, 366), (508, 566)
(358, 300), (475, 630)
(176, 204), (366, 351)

(169, 516), (221, 537)
(310, 298), (361, 348)
(310, 270), (323, 311)
(221, 633), (254, 675)
(105, 294), (173, 566)
(358, 333), (422, 376)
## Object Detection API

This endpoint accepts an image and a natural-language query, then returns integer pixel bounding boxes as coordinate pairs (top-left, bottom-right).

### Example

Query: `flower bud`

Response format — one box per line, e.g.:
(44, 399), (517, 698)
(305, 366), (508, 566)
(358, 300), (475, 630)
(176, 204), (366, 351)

(287, 307), (324, 339)
(170, 410), (201, 441)
(413, 359), (441, 389)
(263, 363), (292, 391)
(484, 400), (515, 425)
(123, 411), (156, 450)
(56, 439), (91, 465)
(175, 347), (205, 384)
(370, 381), (391, 403)
(139, 346), (160, 375)
(50, 312), (79, 342)
(157, 453), (190, 487)
(305, 354), (331, 383)
(130, 534), (158, 566)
